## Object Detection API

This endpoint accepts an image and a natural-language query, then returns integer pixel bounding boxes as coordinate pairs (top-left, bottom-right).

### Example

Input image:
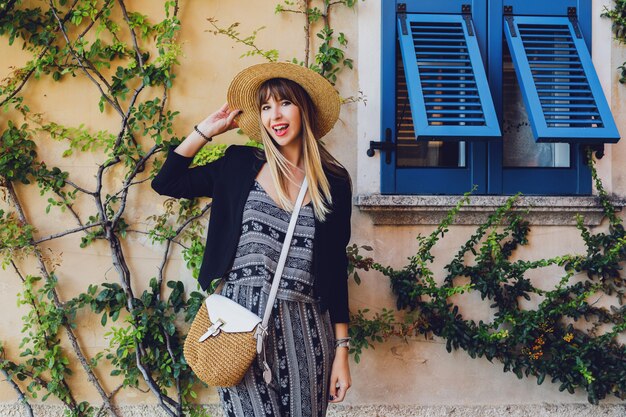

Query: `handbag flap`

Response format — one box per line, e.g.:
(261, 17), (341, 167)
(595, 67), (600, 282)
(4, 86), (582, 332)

(205, 294), (261, 333)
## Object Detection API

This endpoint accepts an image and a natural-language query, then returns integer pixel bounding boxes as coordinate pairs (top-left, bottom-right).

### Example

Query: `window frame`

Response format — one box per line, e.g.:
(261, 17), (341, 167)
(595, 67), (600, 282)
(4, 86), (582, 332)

(486, 0), (592, 195)
(380, 0), (608, 196)
(381, 0), (489, 195)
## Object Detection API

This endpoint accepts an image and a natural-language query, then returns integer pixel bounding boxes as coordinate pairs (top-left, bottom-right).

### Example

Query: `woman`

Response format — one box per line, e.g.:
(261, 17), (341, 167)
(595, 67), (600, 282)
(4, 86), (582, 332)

(151, 62), (353, 416)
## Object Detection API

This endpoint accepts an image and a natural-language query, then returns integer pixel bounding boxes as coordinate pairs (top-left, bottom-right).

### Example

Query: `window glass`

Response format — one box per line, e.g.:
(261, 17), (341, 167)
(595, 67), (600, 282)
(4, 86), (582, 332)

(396, 45), (467, 168)
(502, 42), (571, 168)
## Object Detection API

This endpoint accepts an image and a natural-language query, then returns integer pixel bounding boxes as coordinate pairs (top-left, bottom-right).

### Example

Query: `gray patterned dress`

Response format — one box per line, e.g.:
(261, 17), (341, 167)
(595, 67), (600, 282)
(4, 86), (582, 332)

(217, 179), (336, 417)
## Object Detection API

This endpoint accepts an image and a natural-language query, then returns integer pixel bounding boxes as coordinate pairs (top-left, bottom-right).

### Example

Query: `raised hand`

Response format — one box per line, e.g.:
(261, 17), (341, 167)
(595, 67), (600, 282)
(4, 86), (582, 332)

(196, 102), (240, 139)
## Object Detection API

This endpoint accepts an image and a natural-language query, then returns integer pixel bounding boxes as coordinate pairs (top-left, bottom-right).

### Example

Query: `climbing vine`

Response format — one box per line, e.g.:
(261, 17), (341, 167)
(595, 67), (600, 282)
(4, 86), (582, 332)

(0, 1), (359, 416)
(603, 0), (626, 82)
(347, 154), (626, 405)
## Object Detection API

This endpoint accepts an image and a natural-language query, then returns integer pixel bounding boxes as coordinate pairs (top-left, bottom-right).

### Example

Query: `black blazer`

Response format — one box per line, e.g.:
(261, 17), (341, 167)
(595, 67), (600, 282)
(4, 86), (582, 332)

(151, 144), (352, 323)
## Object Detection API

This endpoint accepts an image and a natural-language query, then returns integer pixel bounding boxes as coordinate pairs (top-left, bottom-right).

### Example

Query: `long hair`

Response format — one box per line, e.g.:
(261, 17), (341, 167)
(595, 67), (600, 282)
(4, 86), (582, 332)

(255, 78), (348, 221)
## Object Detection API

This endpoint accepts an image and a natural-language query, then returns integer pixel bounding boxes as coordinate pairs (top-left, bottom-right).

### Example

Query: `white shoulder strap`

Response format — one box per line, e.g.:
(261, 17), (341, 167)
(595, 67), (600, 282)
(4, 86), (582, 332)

(255, 176), (309, 383)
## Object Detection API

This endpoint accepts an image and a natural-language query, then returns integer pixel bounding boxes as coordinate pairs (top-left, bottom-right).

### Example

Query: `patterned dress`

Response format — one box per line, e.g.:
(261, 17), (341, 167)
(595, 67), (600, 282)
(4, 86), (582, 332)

(217, 180), (335, 417)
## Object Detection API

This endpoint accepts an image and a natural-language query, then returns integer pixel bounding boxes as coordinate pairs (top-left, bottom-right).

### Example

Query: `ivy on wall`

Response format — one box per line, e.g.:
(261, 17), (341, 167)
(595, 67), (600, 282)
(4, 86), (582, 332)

(0, 1), (359, 416)
(603, 0), (626, 82)
(347, 156), (626, 405)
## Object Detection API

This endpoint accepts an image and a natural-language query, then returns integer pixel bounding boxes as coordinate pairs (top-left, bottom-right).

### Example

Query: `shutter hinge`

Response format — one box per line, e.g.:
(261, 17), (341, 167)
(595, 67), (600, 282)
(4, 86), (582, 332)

(461, 4), (474, 37)
(504, 5), (517, 37)
(367, 128), (395, 164)
(398, 3), (408, 36)
(568, 7), (583, 39)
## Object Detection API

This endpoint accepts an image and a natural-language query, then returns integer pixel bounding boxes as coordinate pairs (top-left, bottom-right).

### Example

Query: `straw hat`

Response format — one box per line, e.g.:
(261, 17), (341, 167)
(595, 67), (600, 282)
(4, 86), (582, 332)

(227, 62), (341, 142)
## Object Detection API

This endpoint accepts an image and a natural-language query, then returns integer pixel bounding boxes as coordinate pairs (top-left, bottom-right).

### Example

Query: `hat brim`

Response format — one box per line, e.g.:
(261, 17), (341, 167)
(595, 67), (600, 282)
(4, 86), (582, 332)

(227, 62), (341, 142)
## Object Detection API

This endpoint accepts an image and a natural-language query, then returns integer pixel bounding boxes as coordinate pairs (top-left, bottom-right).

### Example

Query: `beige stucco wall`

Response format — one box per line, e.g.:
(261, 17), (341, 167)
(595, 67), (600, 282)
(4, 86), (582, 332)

(349, 0), (626, 409)
(1, 0), (625, 414)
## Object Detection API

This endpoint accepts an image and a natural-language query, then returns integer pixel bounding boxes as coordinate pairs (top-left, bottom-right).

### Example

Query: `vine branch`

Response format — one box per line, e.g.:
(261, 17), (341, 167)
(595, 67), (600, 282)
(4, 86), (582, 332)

(1, 369), (34, 417)
(4, 180), (120, 417)
(0, 0), (80, 109)
(49, 1), (124, 117)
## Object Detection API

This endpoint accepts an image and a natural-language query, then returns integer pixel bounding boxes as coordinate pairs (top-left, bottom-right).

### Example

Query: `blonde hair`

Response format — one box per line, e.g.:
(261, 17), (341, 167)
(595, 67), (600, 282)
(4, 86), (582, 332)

(256, 78), (348, 222)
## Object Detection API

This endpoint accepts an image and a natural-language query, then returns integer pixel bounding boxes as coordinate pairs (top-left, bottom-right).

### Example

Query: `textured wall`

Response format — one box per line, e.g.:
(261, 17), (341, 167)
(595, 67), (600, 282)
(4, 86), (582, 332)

(1, 0), (625, 414)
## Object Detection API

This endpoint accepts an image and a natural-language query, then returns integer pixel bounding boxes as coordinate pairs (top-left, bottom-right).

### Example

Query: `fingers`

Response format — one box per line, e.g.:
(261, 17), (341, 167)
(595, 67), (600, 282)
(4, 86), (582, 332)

(226, 109), (241, 129)
(334, 383), (348, 402)
(328, 375), (338, 401)
(219, 102), (229, 112)
(329, 379), (350, 403)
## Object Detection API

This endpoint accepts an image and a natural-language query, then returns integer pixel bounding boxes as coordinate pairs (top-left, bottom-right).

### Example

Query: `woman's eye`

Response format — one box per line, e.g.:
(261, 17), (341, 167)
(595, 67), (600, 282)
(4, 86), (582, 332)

(281, 101), (291, 106)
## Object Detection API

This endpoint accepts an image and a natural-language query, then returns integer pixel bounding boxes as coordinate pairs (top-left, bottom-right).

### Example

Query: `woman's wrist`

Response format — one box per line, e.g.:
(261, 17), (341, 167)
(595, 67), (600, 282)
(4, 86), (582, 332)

(334, 347), (349, 361)
(196, 122), (218, 138)
(175, 125), (214, 157)
(334, 337), (351, 349)
(193, 125), (212, 142)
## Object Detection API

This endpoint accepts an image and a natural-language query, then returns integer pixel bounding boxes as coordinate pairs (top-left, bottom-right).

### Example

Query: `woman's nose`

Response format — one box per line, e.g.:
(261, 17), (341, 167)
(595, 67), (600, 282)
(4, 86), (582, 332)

(271, 106), (282, 120)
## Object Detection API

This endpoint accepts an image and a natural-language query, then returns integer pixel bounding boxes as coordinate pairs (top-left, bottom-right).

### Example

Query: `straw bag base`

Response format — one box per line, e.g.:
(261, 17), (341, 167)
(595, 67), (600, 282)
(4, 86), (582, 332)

(184, 297), (260, 387)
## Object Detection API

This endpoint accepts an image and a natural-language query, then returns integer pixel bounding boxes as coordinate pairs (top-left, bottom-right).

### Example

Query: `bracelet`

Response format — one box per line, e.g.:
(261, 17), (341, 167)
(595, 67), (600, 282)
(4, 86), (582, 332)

(193, 125), (212, 142)
(335, 337), (351, 349)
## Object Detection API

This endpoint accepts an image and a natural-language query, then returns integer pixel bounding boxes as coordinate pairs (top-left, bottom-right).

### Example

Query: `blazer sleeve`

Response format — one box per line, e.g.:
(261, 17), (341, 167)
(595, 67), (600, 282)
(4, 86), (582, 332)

(151, 145), (231, 199)
(328, 177), (353, 324)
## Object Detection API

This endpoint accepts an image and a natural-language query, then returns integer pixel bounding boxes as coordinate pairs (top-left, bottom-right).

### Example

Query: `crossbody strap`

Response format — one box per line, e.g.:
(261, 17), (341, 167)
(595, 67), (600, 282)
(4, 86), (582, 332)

(255, 176), (309, 383)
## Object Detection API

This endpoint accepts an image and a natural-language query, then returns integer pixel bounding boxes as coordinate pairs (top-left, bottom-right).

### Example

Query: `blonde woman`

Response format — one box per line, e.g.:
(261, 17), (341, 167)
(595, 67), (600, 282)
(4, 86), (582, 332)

(151, 62), (352, 416)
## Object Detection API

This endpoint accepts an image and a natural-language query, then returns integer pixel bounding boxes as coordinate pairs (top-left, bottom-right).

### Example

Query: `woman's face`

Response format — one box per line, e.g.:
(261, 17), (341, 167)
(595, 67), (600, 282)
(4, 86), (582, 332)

(260, 94), (303, 149)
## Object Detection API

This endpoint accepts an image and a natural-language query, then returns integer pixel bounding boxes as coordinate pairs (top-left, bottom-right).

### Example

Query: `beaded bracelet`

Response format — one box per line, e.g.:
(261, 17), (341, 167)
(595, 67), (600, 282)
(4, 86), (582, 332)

(193, 125), (212, 142)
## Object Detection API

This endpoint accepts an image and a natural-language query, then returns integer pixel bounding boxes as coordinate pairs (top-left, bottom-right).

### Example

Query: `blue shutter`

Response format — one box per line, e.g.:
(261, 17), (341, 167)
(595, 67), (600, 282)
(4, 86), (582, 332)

(397, 13), (501, 141)
(504, 15), (620, 144)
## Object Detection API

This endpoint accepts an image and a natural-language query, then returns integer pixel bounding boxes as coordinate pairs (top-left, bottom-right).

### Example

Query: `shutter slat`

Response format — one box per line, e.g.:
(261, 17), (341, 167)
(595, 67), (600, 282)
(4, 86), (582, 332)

(528, 60), (582, 65)
(418, 65), (474, 71)
(427, 109), (484, 114)
(425, 102), (483, 107)
(424, 94), (481, 99)
(410, 32), (465, 38)
(527, 54), (580, 59)
(542, 103), (598, 108)
(422, 81), (478, 85)
(544, 111), (600, 115)
(419, 73), (475, 77)
(428, 117), (486, 122)
(533, 74), (586, 79)
(535, 82), (590, 87)
(523, 40), (575, 45)
(526, 47), (577, 52)
(504, 15), (619, 143)
(422, 87), (479, 91)
(532, 69), (585, 74)
(413, 43), (467, 48)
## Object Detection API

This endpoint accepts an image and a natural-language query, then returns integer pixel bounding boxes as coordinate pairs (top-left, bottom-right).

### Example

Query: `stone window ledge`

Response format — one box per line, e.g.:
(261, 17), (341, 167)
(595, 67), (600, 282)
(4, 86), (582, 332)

(355, 194), (626, 226)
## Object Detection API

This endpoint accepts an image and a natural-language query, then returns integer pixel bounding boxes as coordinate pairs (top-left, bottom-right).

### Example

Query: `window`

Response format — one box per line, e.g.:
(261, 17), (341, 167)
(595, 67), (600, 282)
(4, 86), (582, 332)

(377, 0), (619, 195)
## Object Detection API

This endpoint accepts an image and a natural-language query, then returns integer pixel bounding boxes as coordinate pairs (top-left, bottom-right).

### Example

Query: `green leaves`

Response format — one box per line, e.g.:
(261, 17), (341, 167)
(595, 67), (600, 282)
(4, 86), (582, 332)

(602, 0), (626, 83)
(313, 26), (352, 84)
(207, 19), (279, 62)
(182, 239), (205, 280)
(192, 143), (227, 166)
(349, 308), (398, 363)
(0, 208), (35, 269)
(0, 121), (37, 183)
(348, 161), (626, 403)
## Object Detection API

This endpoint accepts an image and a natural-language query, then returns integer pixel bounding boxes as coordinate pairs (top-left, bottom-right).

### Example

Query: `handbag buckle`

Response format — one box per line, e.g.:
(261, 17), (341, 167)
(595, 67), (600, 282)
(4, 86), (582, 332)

(198, 318), (226, 342)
